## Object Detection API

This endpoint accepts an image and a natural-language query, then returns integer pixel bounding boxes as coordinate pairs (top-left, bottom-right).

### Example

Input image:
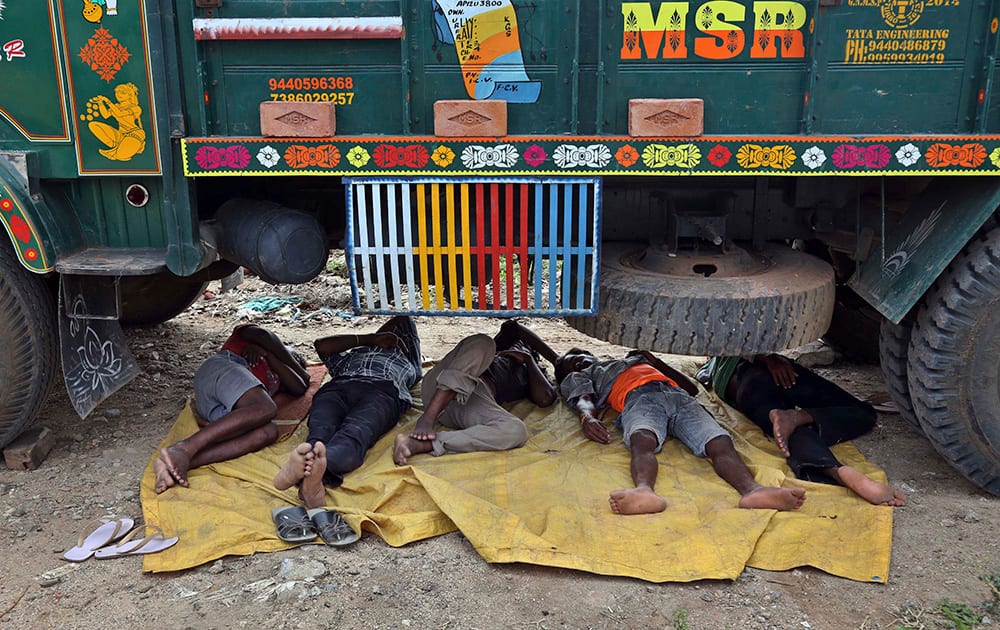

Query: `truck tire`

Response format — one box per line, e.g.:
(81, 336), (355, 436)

(907, 226), (1000, 495)
(878, 318), (922, 433)
(0, 242), (57, 448)
(118, 274), (207, 327)
(566, 242), (835, 355)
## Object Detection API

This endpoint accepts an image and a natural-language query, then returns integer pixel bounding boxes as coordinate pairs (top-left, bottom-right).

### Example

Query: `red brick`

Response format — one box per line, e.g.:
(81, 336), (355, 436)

(434, 100), (507, 137)
(260, 101), (336, 137)
(3, 426), (55, 470)
(628, 98), (704, 137)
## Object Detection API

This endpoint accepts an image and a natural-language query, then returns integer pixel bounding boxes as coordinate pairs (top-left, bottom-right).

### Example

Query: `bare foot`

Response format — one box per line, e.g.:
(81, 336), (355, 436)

(836, 466), (907, 506)
(153, 457), (176, 494)
(769, 409), (812, 456)
(273, 442), (313, 491)
(738, 485), (806, 511)
(608, 487), (667, 515)
(158, 445), (192, 489)
(409, 415), (437, 441)
(300, 442), (327, 509)
(393, 434), (432, 465)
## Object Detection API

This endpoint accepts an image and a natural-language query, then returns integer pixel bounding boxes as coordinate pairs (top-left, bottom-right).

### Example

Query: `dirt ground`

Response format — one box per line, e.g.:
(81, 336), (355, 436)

(1, 262), (999, 630)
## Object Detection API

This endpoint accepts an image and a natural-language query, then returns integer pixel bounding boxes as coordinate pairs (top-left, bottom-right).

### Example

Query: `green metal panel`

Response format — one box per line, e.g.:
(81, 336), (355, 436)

(849, 177), (1000, 322)
(810, 2), (990, 134)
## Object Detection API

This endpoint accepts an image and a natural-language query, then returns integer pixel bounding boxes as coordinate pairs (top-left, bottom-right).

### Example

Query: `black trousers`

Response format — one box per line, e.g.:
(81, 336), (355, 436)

(306, 379), (405, 488)
(727, 360), (877, 483)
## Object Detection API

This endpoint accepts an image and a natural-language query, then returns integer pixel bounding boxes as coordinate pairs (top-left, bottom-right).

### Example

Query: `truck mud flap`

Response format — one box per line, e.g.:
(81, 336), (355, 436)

(59, 275), (140, 418)
(344, 178), (600, 316)
(849, 178), (1000, 323)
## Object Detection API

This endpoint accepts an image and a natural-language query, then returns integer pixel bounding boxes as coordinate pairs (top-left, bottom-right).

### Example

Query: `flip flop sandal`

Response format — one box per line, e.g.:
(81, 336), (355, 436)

(93, 524), (179, 558)
(272, 506), (318, 543)
(62, 517), (135, 562)
(307, 508), (360, 547)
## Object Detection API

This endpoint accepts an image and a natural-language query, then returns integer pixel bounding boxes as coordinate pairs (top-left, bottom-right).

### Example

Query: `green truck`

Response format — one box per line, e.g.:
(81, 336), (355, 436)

(2, 0), (998, 494)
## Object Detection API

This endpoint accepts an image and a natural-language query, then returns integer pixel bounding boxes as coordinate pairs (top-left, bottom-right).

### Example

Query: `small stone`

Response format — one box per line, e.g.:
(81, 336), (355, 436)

(207, 560), (225, 574)
(39, 577), (61, 587)
(135, 582), (154, 594)
(372, 585), (382, 595)
(104, 409), (122, 417)
(941, 518), (957, 527)
(700, 593), (715, 602)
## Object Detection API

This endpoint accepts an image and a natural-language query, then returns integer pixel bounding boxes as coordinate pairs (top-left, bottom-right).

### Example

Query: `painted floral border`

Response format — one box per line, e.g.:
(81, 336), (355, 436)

(0, 184), (49, 272)
(181, 137), (1000, 176)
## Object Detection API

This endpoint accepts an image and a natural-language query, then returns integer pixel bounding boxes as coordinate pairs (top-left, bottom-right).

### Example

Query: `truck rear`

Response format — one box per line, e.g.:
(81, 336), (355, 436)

(2, 0), (998, 495)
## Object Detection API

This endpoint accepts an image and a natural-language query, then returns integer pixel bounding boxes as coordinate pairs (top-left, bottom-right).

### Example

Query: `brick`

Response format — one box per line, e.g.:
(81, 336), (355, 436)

(434, 100), (507, 137)
(260, 101), (336, 137)
(628, 98), (704, 137)
(3, 426), (55, 470)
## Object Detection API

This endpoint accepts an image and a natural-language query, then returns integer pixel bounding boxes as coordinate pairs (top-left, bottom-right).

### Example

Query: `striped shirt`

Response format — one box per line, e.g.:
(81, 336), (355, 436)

(322, 317), (422, 405)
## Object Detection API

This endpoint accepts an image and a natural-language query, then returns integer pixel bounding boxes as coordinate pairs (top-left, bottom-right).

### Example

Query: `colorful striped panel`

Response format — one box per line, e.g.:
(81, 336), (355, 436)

(346, 178), (600, 315)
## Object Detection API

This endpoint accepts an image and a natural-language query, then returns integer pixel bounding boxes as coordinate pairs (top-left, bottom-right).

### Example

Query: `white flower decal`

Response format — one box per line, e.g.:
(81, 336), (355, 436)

(552, 144), (613, 169)
(460, 144), (519, 169)
(801, 146), (827, 170)
(256, 145), (281, 168)
(895, 143), (921, 167)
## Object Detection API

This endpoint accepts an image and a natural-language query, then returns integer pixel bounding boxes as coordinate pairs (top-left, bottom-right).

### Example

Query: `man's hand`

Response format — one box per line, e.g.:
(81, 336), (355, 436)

(498, 348), (532, 364)
(371, 331), (401, 349)
(580, 411), (611, 444)
(242, 343), (268, 366)
(760, 354), (797, 389)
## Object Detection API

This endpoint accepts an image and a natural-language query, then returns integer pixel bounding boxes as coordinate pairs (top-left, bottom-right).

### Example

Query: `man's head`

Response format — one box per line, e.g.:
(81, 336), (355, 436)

(554, 348), (596, 384)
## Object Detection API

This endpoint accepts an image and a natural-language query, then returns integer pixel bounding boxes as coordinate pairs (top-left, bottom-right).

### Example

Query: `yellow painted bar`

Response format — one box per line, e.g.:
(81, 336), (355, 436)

(416, 184), (431, 310)
(445, 184), (460, 310)
(460, 184), (473, 310)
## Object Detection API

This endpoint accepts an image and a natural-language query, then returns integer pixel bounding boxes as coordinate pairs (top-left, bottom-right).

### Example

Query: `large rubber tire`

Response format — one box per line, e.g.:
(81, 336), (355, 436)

(118, 274), (207, 327)
(908, 226), (1000, 495)
(0, 242), (57, 448)
(566, 242), (835, 355)
(878, 317), (922, 433)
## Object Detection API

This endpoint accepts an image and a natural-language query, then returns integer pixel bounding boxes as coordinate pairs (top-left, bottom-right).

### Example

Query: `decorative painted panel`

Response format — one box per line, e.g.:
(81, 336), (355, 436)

(346, 177), (600, 316)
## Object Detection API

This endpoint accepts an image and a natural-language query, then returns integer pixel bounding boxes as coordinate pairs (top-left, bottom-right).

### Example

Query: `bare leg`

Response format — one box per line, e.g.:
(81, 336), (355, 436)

(608, 431), (667, 515)
(300, 442), (327, 509)
(769, 409), (814, 457)
(156, 388), (277, 492)
(393, 434), (433, 465)
(828, 465), (906, 506)
(273, 443), (314, 490)
(704, 436), (806, 511)
(410, 388), (456, 441)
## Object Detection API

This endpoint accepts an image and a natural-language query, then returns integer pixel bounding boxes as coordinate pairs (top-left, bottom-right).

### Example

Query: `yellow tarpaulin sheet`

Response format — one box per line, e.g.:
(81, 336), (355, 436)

(141, 366), (893, 583)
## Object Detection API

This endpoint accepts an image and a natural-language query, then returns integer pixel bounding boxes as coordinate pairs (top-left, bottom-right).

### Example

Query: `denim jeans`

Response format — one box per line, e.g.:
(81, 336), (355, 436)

(306, 378), (405, 488)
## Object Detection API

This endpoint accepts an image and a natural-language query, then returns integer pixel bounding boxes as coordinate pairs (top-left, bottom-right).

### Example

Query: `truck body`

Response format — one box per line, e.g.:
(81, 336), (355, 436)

(2, 0), (999, 494)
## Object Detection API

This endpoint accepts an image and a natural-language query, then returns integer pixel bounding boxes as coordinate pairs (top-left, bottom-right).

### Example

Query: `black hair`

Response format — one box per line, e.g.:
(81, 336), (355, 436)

(554, 347), (593, 384)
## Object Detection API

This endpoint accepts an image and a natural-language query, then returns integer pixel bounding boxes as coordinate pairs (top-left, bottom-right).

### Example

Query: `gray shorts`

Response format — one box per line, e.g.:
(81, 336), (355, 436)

(617, 381), (729, 456)
(193, 351), (263, 422)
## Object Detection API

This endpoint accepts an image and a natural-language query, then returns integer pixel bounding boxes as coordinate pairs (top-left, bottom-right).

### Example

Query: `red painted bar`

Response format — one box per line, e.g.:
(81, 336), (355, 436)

(519, 184), (529, 309)
(475, 184), (487, 309)
(490, 183), (501, 310)
(504, 183), (515, 310)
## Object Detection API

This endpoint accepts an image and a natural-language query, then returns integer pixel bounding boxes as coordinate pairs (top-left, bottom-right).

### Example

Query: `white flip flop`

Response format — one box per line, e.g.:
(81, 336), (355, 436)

(93, 524), (178, 559)
(62, 518), (135, 562)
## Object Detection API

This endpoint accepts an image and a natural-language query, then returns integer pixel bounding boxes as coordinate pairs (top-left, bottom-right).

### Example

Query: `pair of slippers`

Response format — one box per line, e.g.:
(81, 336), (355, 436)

(271, 506), (359, 547)
(62, 518), (179, 561)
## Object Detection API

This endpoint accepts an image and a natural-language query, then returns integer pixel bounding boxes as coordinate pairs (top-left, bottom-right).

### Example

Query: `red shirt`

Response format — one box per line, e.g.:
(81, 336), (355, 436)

(220, 326), (281, 396)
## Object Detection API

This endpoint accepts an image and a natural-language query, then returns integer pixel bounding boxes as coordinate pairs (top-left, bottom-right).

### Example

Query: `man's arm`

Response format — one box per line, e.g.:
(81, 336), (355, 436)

(498, 348), (557, 406)
(570, 393), (611, 444)
(496, 320), (559, 365)
(313, 331), (399, 359)
(629, 350), (700, 396)
(238, 326), (310, 395)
